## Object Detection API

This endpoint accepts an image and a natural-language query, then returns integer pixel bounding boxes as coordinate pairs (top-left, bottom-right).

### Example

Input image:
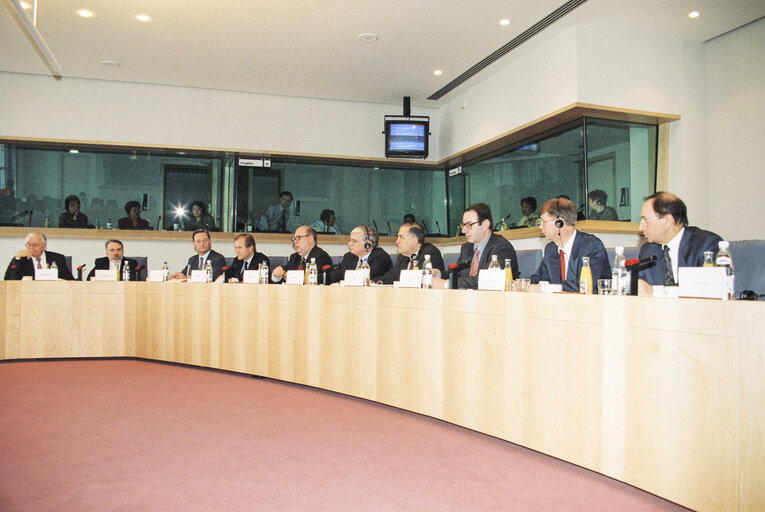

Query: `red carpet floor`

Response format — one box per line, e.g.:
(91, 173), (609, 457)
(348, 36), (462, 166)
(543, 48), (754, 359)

(0, 359), (690, 511)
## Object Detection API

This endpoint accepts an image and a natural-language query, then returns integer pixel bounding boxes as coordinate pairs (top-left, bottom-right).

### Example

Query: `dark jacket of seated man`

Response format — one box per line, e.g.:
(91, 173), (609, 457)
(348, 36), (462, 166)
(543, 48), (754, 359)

(455, 233), (519, 289)
(530, 231), (611, 293)
(4, 250), (74, 281)
(87, 257), (139, 281)
(638, 226), (722, 285)
(224, 251), (271, 282)
(328, 246), (393, 284)
(181, 249), (227, 281)
(378, 242), (446, 285)
(282, 246), (333, 283)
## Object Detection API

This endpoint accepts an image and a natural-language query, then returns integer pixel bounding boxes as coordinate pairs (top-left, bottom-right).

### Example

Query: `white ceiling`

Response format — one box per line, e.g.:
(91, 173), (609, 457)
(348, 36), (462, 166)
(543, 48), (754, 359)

(1, 0), (763, 107)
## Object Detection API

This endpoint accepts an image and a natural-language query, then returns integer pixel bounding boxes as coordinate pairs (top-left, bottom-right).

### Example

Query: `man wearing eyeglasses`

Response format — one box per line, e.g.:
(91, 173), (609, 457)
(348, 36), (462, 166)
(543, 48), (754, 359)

(446, 203), (518, 289)
(378, 222), (445, 284)
(529, 197), (610, 293)
(271, 226), (333, 283)
(327, 226), (392, 284)
(637, 192), (722, 294)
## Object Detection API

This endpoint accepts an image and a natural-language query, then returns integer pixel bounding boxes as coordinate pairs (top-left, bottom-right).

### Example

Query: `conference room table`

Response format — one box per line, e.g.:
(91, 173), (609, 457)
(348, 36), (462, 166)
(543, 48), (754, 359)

(1, 280), (762, 512)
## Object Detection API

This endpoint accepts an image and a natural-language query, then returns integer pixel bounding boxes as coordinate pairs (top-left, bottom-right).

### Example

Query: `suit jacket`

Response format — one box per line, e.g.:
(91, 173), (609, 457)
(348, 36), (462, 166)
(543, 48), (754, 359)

(224, 252), (271, 282)
(530, 231), (611, 293)
(638, 226), (723, 285)
(280, 246), (333, 284)
(455, 233), (519, 289)
(86, 257), (139, 281)
(4, 250), (74, 281)
(379, 242), (446, 285)
(327, 246), (393, 284)
(180, 249), (227, 281)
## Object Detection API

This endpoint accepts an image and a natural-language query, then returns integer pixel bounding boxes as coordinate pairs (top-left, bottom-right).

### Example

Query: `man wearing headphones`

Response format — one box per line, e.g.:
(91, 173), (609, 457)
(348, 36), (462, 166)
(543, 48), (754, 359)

(327, 225), (393, 283)
(529, 197), (611, 293)
(587, 190), (618, 221)
(379, 222), (445, 284)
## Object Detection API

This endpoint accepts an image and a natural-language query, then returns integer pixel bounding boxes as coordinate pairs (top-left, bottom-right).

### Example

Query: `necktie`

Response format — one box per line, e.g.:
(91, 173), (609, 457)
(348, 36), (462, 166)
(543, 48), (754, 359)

(198, 256), (204, 270)
(469, 247), (480, 277)
(559, 249), (566, 282)
(663, 245), (676, 285)
(299, 258), (305, 271)
(241, 260), (248, 275)
(35, 258), (42, 269)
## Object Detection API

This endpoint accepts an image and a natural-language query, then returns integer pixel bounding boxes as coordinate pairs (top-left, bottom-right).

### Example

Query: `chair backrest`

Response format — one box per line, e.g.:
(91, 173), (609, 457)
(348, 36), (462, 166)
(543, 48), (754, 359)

(516, 249), (542, 279)
(729, 240), (765, 294)
(64, 255), (72, 275)
(126, 256), (148, 281)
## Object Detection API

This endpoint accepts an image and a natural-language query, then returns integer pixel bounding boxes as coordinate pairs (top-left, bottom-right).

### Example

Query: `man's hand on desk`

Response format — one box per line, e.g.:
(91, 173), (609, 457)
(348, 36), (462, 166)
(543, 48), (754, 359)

(169, 272), (186, 281)
(638, 279), (652, 296)
(431, 277), (449, 289)
(272, 266), (286, 280)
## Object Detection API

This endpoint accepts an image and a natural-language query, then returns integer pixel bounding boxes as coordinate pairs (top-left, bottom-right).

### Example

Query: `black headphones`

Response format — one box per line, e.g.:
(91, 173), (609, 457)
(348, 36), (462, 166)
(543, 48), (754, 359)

(554, 199), (564, 229)
(362, 225), (372, 250)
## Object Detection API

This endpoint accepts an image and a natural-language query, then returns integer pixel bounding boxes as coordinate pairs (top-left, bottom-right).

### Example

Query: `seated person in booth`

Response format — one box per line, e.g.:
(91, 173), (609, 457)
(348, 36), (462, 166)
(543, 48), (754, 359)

(637, 191), (723, 295)
(186, 201), (216, 231)
(271, 226), (333, 283)
(118, 200), (150, 230)
(257, 190), (293, 233)
(4, 232), (74, 280)
(438, 203), (518, 290)
(222, 233), (270, 282)
(403, 213), (416, 224)
(529, 197), (611, 293)
(587, 190), (619, 221)
(310, 209), (341, 235)
(170, 229), (226, 281)
(58, 194), (92, 228)
(328, 225), (393, 284)
(379, 222), (445, 285)
(87, 239), (138, 281)
(517, 196), (540, 227)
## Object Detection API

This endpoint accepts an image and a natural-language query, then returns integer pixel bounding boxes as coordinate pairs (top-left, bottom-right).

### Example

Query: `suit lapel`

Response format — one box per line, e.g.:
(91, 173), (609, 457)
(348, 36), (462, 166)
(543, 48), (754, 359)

(677, 228), (694, 267)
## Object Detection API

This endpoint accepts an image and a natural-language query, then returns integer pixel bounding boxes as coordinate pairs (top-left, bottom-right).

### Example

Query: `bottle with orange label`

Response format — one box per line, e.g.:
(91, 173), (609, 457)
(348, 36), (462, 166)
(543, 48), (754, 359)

(579, 256), (593, 294)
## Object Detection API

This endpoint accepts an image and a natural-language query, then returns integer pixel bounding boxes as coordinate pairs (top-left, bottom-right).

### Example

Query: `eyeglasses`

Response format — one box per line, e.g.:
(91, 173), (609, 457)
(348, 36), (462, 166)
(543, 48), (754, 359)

(539, 217), (555, 225)
(459, 220), (480, 231)
(639, 216), (661, 225)
(291, 235), (308, 242)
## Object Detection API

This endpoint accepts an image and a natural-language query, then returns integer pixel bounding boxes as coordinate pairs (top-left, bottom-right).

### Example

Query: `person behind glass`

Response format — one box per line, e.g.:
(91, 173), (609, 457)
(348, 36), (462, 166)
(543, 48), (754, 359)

(170, 229), (226, 281)
(636, 191), (723, 295)
(440, 203), (518, 290)
(118, 200), (150, 230)
(310, 209), (341, 235)
(87, 239), (138, 280)
(257, 191), (293, 233)
(378, 222), (445, 284)
(271, 226), (332, 283)
(327, 225), (393, 284)
(4, 232), (74, 280)
(517, 196), (539, 227)
(58, 195), (92, 228)
(587, 190), (618, 221)
(186, 201), (216, 231)
(403, 213), (416, 224)
(529, 197), (611, 293)
(222, 233), (270, 282)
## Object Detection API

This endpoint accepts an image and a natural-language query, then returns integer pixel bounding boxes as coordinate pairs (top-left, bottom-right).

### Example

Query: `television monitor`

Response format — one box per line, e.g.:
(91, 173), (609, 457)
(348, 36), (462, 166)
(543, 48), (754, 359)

(385, 119), (429, 158)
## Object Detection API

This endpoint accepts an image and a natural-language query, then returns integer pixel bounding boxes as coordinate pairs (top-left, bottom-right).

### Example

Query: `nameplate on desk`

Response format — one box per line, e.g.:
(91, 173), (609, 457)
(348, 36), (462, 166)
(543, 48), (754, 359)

(477, 269), (505, 291)
(94, 270), (118, 281)
(148, 270), (165, 282)
(285, 270), (305, 285)
(678, 267), (727, 299)
(188, 270), (207, 283)
(34, 268), (58, 281)
(342, 270), (366, 287)
(398, 269), (423, 288)
(242, 270), (260, 284)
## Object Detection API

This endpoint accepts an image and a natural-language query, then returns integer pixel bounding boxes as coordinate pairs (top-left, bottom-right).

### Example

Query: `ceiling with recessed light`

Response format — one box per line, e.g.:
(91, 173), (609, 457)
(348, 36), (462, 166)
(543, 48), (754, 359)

(1, 0), (763, 106)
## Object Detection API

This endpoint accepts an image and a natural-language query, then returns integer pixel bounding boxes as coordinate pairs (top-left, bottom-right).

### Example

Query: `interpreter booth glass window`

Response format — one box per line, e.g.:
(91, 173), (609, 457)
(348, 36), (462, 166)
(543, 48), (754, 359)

(0, 143), (224, 231)
(234, 159), (448, 237)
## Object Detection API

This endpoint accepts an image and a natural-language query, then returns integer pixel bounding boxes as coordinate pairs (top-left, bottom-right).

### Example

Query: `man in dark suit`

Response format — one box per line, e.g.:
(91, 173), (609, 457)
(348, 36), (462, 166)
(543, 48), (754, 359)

(637, 191), (723, 294)
(379, 222), (445, 284)
(271, 226), (333, 283)
(328, 225), (393, 284)
(86, 239), (138, 280)
(4, 232), (74, 280)
(530, 197), (611, 293)
(170, 229), (227, 281)
(222, 233), (270, 282)
(449, 203), (518, 289)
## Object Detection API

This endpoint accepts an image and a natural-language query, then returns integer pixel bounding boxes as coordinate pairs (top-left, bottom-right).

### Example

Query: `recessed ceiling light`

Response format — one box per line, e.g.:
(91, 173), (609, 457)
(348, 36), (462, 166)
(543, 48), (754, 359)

(77, 9), (93, 18)
(100, 60), (120, 68)
(357, 33), (378, 42)
(433, 70), (443, 76)
(500, 18), (510, 26)
(688, 11), (700, 19)
(69, 149), (79, 154)
(136, 14), (151, 22)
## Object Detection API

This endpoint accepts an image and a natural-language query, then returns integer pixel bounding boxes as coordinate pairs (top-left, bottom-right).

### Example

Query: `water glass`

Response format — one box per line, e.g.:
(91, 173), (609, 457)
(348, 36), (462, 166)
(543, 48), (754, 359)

(597, 278), (612, 295)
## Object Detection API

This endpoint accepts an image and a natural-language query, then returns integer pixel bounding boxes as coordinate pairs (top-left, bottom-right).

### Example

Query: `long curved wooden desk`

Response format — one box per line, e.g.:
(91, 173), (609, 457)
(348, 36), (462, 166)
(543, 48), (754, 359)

(1, 281), (762, 512)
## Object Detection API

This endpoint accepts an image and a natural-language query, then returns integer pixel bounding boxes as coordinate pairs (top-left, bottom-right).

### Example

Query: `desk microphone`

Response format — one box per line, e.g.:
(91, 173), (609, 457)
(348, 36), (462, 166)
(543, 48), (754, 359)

(442, 260), (470, 276)
(373, 220), (379, 233)
(625, 254), (657, 269)
(435, 220), (441, 235)
(76, 263), (87, 281)
(133, 265), (143, 281)
(321, 264), (332, 285)
(421, 220), (429, 234)
(387, 221), (391, 235)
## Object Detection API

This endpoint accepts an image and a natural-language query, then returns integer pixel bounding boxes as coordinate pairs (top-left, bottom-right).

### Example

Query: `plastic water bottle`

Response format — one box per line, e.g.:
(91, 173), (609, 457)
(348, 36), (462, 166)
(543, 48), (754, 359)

(205, 260), (212, 283)
(123, 261), (130, 281)
(421, 254), (433, 289)
(611, 246), (627, 296)
(714, 241), (734, 300)
(259, 260), (269, 284)
(360, 258), (371, 287)
(307, 258), (318, 285)
(161, 261), (169, 282)
(106, 218), (113, 229)
(488, 254), (500, 269)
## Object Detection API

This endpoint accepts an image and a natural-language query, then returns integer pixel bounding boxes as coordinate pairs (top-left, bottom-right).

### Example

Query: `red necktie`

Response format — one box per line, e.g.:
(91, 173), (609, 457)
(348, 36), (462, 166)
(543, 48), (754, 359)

(559, 249), (566, 282)
(469, 247), (480, 277)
